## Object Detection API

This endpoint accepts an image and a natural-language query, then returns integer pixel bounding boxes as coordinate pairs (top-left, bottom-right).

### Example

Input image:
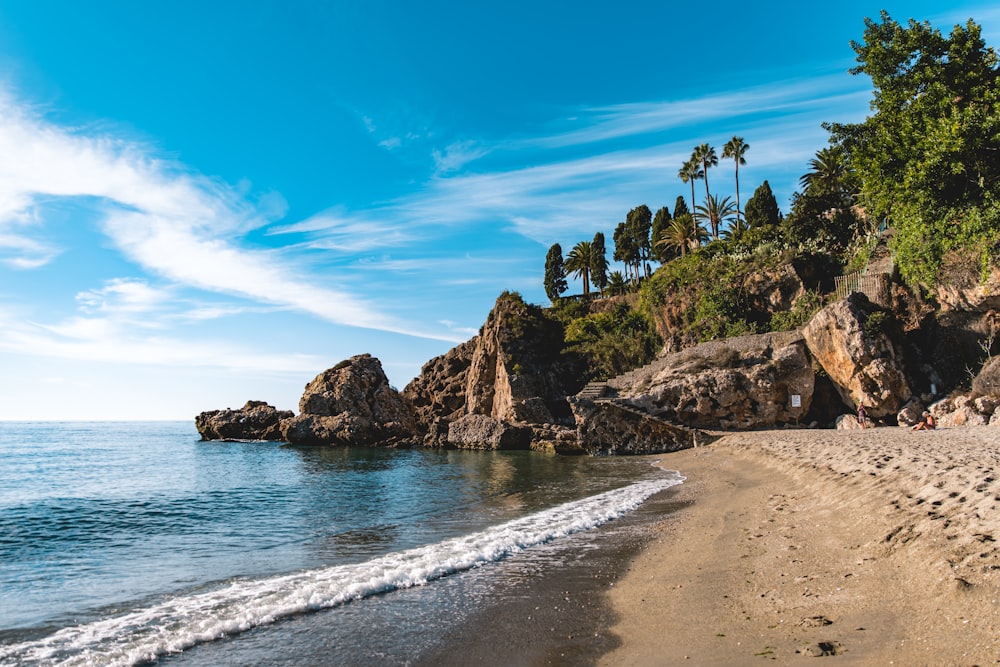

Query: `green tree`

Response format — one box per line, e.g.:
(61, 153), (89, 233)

(543, 243), (568, 303)
(722, 137), (750, 221)
(695, 194), (737, 241)
(673, 195), (690, 220)
(678, 159), (703, 214)
(613, 221), (638, 283)
(565, 240), (595, 296)
(651, 206), (673, 263)
(626, 205), (653, 278)
(606, 270), (629, 296)
(693, 143), (719, 205)
(826, 12), (1000, 284)
(800, 146), (853, 197)
(591, 232), (609, 294)
(744, 180), (781, 229)
(656, 213), (706, 257)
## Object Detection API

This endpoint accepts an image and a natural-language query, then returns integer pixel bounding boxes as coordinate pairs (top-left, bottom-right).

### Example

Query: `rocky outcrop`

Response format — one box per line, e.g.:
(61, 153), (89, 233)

(446, 414), (533, 450)
(608, 331), (814, 429)
(803, 293), (910, 419)
(569, 397), (708, 455)
(280, 354), (418, 447)
(195, 401), (293, 441)
(404, 292), (584, 446)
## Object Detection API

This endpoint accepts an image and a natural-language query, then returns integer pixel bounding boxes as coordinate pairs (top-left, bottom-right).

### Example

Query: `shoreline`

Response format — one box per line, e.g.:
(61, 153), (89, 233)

(601, 427), (1000, 665)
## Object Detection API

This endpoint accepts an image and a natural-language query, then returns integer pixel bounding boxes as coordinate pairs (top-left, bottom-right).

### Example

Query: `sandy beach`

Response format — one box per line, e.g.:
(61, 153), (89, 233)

(601, 427), (1000, 666)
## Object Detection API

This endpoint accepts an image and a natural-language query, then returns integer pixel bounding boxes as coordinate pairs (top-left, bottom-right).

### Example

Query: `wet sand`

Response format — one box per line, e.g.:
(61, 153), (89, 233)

(601, 427), (1000, 666)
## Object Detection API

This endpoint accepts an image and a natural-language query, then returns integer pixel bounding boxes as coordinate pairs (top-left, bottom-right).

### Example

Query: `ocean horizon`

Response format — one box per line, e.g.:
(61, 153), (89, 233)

(0, 421), (683, 666)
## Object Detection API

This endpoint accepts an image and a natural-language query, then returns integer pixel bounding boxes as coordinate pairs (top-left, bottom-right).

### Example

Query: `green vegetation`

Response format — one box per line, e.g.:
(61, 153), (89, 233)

(826, 11), (1000, 286)
(533, 11), (998, 380)
(554, 300), (660, 380)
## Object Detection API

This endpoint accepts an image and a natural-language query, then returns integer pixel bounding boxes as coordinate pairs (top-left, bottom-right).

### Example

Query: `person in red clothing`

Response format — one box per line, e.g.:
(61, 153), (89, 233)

(912, 410), (936, 431)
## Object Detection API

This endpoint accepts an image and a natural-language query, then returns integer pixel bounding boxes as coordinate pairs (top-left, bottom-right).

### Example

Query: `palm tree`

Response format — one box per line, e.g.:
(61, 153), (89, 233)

(695, 194), (738, 240)
(693, 143), (718, 203)
(800, 147), (848, 196)
(722, 137), (749, 221)
(678, 158), (703, 214)
(565, 240), (594, 296)
(606, 271), (629, 296)
(722, 216), (751, 242)
(656, 213), (707, 256)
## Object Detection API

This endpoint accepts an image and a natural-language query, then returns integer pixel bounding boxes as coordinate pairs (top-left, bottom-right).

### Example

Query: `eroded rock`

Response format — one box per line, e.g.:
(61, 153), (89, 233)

(195, 400), (293, 441)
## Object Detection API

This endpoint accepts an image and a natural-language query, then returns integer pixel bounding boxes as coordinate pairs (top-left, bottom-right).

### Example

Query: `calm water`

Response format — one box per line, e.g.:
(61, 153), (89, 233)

(0, 422), (683, 666)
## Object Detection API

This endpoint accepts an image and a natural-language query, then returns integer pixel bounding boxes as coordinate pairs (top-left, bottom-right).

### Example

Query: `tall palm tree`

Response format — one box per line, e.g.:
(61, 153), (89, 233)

(656, 213), (707, 256)
(693, 143), (718, 203)
(678, 158), (703, 214)
(565, 240), (594, 296)
(695, 194), (737, 240)
(722, 136), (749, 221)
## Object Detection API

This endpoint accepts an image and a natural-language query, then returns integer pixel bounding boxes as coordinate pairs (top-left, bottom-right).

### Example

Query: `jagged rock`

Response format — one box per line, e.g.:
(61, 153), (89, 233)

(803, 293), (910, 419)
(195, 400), (292, 441)
(281, 354), (417, 447)
(446, 414), (532, 450)
(609, 331), (813, 429)
(404, 292), (583, 445)
(569, 397), (708, 455)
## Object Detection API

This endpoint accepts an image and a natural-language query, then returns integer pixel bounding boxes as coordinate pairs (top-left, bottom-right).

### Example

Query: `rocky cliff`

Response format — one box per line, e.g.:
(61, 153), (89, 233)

(403, 291), (584, 446)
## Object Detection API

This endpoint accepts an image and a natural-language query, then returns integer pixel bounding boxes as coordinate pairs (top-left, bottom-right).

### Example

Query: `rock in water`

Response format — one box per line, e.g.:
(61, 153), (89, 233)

(195, 401), (293, 441)
(280, 354), (418, 446)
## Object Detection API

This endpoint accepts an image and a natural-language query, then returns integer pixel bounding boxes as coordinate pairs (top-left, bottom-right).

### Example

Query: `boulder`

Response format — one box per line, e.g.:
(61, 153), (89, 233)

(195, 400), (293, 441)
(802, 293), (910, 419)
(896, 398), (926, 428)
(281, 354), (418, 447)
(835, 414), (865, 430)
(569, 397), (709, 455)
(608, 331), (813, 429)
(446, 413), (532, 450)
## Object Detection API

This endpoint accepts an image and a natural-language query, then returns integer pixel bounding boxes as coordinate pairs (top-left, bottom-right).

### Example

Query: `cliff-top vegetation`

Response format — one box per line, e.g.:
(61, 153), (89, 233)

(537, 11), (999, 382)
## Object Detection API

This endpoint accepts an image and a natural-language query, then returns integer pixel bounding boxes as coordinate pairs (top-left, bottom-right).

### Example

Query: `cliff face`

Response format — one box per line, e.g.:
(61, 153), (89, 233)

(403, 292), (584, 446)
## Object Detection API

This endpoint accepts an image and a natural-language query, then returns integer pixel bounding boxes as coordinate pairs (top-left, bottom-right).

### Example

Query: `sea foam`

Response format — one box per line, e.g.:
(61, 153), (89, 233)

(0, 472), (683, 667)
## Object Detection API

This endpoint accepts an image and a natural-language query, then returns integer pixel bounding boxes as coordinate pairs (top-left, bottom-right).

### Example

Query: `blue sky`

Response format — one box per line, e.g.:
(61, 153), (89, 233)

(0, 1), (997, 420)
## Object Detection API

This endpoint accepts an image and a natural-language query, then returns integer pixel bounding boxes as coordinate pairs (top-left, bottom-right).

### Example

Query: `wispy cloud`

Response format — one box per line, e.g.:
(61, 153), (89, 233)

(0, 87), (454, 341)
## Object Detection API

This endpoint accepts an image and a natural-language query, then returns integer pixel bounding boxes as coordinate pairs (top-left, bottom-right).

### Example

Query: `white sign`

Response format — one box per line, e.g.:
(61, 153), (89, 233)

(790, 394), (802, 408)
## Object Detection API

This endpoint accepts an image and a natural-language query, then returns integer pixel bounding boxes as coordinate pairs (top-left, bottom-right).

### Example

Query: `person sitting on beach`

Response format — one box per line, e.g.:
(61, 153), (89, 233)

(912, 411), (936, 431)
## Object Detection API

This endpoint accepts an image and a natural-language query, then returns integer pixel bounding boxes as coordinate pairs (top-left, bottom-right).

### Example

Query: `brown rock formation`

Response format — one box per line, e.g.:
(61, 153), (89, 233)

(569, 397), (707, 455)
(608, 331), (814, 429)
(195, 400), (293, 441)
(280, 354), (417, 447)
(403, 292), (583, 446)
(803, 293), (911, 419)
(446, 413), (533, 450)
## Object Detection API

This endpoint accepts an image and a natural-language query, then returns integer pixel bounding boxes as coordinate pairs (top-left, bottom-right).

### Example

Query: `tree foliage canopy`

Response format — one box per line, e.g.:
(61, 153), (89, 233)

(826, 11), (1000, 284)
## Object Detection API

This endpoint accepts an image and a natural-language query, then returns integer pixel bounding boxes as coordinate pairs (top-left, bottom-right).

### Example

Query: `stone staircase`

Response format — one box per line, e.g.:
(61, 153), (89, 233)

(574, 379), (710, 447)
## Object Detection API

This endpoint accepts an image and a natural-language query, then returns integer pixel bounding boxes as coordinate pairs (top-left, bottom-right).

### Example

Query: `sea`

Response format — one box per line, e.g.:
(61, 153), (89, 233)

(0, 421), (686, 666)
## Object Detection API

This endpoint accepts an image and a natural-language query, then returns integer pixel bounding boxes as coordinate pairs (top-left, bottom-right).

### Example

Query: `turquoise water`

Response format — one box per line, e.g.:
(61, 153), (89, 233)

(0, 422), (682, 666)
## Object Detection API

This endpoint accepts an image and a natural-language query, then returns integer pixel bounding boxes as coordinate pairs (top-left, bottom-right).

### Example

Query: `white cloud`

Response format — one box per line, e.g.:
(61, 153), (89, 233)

(0, 86), (456, 341)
